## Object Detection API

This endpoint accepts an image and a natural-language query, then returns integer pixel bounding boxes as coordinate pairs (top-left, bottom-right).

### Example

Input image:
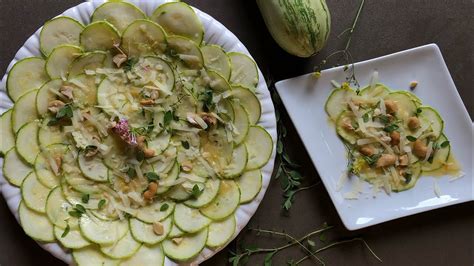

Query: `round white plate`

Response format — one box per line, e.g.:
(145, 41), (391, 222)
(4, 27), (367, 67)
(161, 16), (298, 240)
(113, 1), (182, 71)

(0, 1), (276, 265)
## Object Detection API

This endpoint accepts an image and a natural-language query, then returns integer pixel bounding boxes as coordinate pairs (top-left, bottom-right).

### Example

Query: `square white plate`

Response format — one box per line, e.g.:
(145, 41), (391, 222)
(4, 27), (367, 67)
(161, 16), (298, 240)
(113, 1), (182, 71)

(275, 44), (472, 230)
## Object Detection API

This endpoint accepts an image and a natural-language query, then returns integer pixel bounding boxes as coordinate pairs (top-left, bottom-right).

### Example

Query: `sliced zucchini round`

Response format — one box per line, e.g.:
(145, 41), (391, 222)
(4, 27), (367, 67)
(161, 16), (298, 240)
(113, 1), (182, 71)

(3, 148), (32, 187)
(237, 169), (262, 203)
(16, 121), (40, 165)
(222, 144), (248, 178)
(0, 110), (15, 155)
(54, 225), (91, 249)
(80, 21), (121, 51)
(36, 79), (62, 116)
(45, 44), (82, 79)
(206, 215), (236, 248)
(166, 35), (204, 70)
(335, 111), (358, 145)
(45, 186), (78, 228)
(6, 57), (49, 102)
(119, 243), (165, 266)
(62, 180), (102, 210)
(156, 162), (179, 194)
(174, 204), (211, 233)
(65, 172), (103, 194)
(34, 144), (67, 188)
(121, 19), (167, 57)
(207, 70), (232, 92)
(97, 78), (136, 116)
(359, 84), (390, 98)
(129, 216), (172, 245)
(184, 178), (220, 208)
(38, 118), (66, 147)
(162, 227), (208, 262)
(324, 87), (356, 121)
(40, 16), (84, 56)
(392, 162), (422, 192)
(202, 45), (232, 80)
(168, 224), (185, 238)
(12, 89), (38, 133)
(417, 106), (444, 140)
(77, 152), (108, 182)
(68, 74), (98, 106)
(19, 201), (55, 242)
(228, 52), (259, 88)
(68, 51), (106, 77)
(231, 103), (250, 145)
(244, 126), (273, 170)
(72, 246), (119, 266)
(21, 172), (50, 213)
(100, 231), (141, 259)
(147, 132), (171, 156)
(79, 215), (128, 245)
(151, 2), (204, 44)
(230, 85), (261, 125)
(91, 1), (146, 33)
(200, 180), (240, 220)
(137, 56), (175, 91)
(383, 91), (417, 119)
(136, 200), (175, 223)
(422, 134), (450, 172)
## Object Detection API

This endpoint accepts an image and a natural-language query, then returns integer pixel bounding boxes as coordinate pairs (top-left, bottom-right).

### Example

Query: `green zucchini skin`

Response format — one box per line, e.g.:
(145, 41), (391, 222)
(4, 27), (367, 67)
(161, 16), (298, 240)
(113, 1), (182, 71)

(257, 0), (331, 57)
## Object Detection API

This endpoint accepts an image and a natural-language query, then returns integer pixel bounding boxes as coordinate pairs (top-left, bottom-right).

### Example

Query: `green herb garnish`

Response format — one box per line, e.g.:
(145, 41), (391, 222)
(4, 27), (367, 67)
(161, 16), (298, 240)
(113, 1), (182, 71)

(136, 150), (144, 161)
(406, 136), (417, 142)
(61, 224), (70, 238)
(126, 167), (136, 178)
(48, 104), (74, 126)
(81, 194), (90, 204)
(440, 140), (450, 148)
(363, 154), (381, 166)
(181, 141), (190, 149)
(145, 172), (160, 182)
(123, 58), (138, 72)
(160, 203), (169, 212)
(163, 110), (173, 126)
(383, 124), (399, 132)
(98, 199), (106, 209)
(190, 184), (204, 199)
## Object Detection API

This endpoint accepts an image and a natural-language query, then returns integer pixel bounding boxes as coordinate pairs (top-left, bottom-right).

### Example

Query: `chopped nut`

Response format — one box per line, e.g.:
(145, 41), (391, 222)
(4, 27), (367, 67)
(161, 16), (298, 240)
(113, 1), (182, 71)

(60, 85), (74, 100)
(113, 53), (127, 68)
(84, 146), (99, 158)
(136, 135), (146, 149)
(376, 154), (397, 168)
(143, 190), (154, 201)
(48, 100), (65, 113)
(359, 146), (374, 156)
(200, 113), (217, 127)
(413, 139), (427, 158)
(399, 154), (409, 166)
(380, 135), (392, 143)
(51, 155), (62, 175)
(384, 100), (398, 114)
(409, 81), (418, 90)
(181, 161), (193, 172)
(153, 222), (164, 235)
(148, 182), (158, 194)
(140, 99), (155, 106)
(172, 237), (183, 245)
(150, 90), (160, 100)
(407, 116), (420, 130)
(143, 148), (155, 158)
(342, 118), (354, 131)
(390, 131), (400, 146)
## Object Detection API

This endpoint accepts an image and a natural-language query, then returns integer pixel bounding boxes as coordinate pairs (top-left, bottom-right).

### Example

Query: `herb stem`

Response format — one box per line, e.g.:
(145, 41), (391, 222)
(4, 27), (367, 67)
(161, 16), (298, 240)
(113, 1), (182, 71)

(344, 0), (365, 51)
(293, 182), (320, 193)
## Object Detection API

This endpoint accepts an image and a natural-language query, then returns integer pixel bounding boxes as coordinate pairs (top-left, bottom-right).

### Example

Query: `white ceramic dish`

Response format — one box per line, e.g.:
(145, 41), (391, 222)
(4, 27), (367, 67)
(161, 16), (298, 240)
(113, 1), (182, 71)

(0, 0), (277, 264)
(276, 44), (472, 231)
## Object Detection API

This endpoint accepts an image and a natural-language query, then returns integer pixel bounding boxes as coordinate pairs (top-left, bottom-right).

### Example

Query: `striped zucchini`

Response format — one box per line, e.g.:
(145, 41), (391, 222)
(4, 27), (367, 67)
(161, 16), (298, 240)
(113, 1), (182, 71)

(257, 0), (331, 57)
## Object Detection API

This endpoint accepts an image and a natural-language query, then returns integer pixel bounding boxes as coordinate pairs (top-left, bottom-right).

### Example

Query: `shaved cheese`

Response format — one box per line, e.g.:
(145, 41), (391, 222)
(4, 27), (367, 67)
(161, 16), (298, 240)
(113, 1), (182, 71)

(356, 138), (375, 146)
(423, 141), (433, 162)
(178, 172), (206, 183)
(381, 173), (391, 195)
(178, 54), (200, 65)
(349, 101), (361, 118)
(331, 80), (341, 88)
(379, 99), (386, 115)
(343, 177), (361, 200)
(336, 171), (349, 192)
(69, 79), (87, 90)
(433, 179), (441, 198)
(389, 166), (401, 185)
(369, 71), (379, 89)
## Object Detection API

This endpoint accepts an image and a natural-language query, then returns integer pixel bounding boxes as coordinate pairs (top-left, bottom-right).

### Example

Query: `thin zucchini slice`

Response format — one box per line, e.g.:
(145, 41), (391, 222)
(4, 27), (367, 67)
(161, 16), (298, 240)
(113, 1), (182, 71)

(324, 87), (356, 121)
(244, 126), (273, 170)
(173, 204), (211, 233)
(16, 121), (40, 165)
(200, 180), (240, 220)
(392, 162), (422, 192)
(398, 90), (422, 106)
(359, 84), (390, 98)
(129, 216), (172, 245)
(46, 186), (78, 229)
(35, 144), (67, 188)
(121, 19), (167, 57)
(167, 35), (204, 70)
(136, 200), (175, 223)
(162, 228), (208, 262)
(6, 57), (49, 102)
(72, 246), (119, 266)
(383, 91), (417, 119)
(207, 70), (232, 92)
(237, 169), (262, 203)
(36, 79), (62, 116)
(21, 172), (50, 213)
(79, 215), (128, 245)
(228, 52), (259, 88)
(54, 225), (91, 249)
(91, 1), (146, 33)
(97, 78), (136, 116)
(61, 179), (102, 210)
(335, 111), (358, 145)
(0, 110), (15, 154)
(80, 21), (121, 51)
(230, 85), (261, 125)
(422, 134), (450, 172)
(3, 148), (32, 187)
(206, 215), (236, 248)
(168, 224), (185, 238)
(68, 74), (98, 106)
(167, 181), (195, 202)
(184, 178), (220, 208)
(119, 243), (165, 266)
(147, 132), (171, 156)
(151, 2), (204, 44)
(100, 231), (141, 259)
(77, 152), (108, 182)
(40, 16), (84, 56)
(12, 89), (38, 133)
(65, 172), (103, 194)
(417, 106), (444, 140)
(19, 201), (55, 242)
(134, 56), (175, 91)
(202, 45), (232, 80)
(231, 102), (250, 145)
(45, 44), (83, 79)
(68, 51), (106, 77)
(222, 144), (248, 178)
(156, 162), (179, 194)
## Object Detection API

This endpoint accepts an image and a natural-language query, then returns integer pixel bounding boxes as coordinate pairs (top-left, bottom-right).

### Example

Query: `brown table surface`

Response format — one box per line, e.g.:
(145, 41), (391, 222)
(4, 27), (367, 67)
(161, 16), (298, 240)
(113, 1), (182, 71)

(0, 1), (472, 265)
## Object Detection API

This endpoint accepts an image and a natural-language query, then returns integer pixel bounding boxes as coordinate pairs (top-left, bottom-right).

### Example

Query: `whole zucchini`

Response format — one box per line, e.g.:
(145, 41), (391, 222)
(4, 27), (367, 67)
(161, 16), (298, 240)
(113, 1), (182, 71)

(256, 0), (331, 57)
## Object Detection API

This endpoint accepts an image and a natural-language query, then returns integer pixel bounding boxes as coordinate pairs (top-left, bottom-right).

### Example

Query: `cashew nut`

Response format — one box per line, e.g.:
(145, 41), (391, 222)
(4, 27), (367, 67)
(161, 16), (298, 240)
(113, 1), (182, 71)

(407, 116), (420, 130)
(384, 100), (398, 114)
(376, 154), (397, 168)
(413, 139), (427, 158)
(390, 131), (400, 146)
(359, 146), (374, 156)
